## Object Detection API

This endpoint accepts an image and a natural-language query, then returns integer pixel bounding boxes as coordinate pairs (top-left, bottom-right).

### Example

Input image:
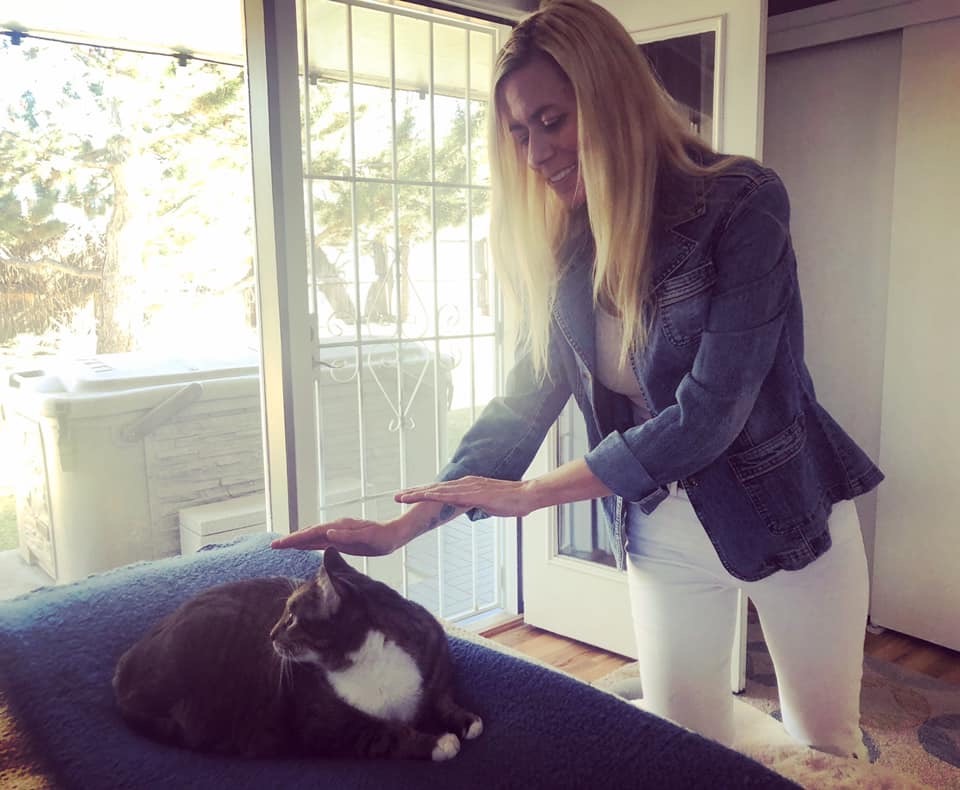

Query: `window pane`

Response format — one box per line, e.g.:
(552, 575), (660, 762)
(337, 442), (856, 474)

(640, 31), (716, 145)
(439, 337), (472, 460)
(469, 30), (494, 186)
(353, 7), (394, 179)
(310, 178), (359, 341)
(0, 35), (259, 587)
(305, 77), (352, 178)
(353, 180), (396, 338)
(396, 185), (433, 338)
(395, 15), (431, 183)
(433, 24), (468, 184)
(303, 0), (352, 177)
(435, 186), (470, 336)
(300, 2), (507, 620)
(316, 345), (364, 509)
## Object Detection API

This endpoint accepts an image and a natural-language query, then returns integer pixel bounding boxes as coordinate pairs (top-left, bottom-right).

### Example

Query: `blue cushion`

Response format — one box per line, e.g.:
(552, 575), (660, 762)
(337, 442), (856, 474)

(0, 534), (797, 789)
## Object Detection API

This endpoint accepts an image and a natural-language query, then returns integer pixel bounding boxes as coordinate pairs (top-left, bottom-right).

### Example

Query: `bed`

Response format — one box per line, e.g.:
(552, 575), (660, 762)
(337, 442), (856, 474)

(0, 534), (798, 789)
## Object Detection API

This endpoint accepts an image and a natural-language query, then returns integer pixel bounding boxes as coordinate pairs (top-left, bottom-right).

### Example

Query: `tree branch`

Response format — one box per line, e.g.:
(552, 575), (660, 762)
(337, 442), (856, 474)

(1, 256), (101, 280)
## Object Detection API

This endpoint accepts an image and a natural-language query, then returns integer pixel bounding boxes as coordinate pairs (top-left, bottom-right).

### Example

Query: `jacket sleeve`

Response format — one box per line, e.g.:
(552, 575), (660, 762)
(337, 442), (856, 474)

(438, 328), (572, 493)
(584, 172), (796, 503)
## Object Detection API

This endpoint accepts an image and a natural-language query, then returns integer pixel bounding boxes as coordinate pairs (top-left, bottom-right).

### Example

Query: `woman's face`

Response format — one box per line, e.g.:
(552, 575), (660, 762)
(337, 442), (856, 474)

(500, 54), (584, 208)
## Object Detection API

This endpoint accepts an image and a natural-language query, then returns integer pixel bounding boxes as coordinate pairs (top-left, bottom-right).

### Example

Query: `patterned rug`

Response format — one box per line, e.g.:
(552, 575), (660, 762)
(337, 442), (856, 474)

(594, 614), (960, 789)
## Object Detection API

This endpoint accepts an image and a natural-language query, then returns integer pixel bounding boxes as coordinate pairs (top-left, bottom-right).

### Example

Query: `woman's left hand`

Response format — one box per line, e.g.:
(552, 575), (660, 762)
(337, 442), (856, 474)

(394, 476), (538, 518)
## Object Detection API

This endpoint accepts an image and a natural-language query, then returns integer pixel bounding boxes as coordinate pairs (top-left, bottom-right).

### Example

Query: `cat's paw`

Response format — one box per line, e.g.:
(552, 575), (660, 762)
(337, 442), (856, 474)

(464, 717), (484, 740)
(431, 733), (461, 762)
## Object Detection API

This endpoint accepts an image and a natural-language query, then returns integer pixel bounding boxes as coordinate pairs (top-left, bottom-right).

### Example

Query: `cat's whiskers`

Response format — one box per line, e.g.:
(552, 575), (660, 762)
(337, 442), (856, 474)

(276, 654), (293, 696)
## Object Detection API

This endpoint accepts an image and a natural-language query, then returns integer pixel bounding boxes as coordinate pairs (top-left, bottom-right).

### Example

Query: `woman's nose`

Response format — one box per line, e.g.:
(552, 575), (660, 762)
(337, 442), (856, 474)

(527, 133), (553, 170)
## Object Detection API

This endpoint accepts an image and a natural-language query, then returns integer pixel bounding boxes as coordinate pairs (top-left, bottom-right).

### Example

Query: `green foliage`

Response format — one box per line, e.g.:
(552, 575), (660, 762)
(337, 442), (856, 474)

(0, 37), (254, 345)
(1, 32), (492, 343)
(307, 85), (489, 262)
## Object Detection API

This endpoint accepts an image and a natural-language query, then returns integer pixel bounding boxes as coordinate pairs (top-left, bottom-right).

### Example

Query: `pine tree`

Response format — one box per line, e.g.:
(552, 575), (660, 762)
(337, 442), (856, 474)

(0, 37), (251, 352)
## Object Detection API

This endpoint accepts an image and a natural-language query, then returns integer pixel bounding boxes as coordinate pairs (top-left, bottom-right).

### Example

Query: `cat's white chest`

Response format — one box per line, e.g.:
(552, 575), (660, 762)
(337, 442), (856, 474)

(326, 630), (424, 722)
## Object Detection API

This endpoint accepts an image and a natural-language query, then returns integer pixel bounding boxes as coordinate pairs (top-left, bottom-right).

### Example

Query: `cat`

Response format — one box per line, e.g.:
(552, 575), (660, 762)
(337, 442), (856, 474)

(112, 548), (483, 761)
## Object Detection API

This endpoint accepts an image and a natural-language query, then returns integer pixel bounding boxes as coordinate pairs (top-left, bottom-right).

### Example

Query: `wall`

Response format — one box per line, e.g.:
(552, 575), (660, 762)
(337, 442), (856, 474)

(763, 31), (901, 577)
(870, 17), (960, 650)
(764, 13), (960, 649)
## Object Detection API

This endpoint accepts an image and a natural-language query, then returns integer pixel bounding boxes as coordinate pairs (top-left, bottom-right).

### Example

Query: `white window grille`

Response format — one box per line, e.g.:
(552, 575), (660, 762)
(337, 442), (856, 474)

(298, 0), (509, 621)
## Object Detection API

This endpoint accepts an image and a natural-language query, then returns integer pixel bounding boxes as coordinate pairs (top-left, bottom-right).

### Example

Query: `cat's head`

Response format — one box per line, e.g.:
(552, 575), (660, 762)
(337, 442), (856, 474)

(269, 548), (369, 667)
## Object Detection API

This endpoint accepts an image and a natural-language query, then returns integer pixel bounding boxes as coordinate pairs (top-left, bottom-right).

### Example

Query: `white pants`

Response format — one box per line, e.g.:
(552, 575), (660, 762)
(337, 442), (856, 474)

(625, 486), (869, 758)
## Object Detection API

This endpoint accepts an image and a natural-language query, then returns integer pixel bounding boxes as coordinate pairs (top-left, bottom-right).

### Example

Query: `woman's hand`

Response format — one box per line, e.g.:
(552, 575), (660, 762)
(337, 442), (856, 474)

(394, 461), (611, 518)
(394, 475), (538, 518)
(271, 500), (465, 556)
(274, 463), (607, 554)
(271, 517), (407, 556)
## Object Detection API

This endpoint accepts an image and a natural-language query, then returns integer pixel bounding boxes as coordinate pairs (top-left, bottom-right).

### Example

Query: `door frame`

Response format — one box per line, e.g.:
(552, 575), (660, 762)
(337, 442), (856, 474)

(243, 0), (318, 538)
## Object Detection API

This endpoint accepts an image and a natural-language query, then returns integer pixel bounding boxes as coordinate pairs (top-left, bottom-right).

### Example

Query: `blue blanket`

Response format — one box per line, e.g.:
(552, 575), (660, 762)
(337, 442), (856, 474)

(0, 535), (796, 789)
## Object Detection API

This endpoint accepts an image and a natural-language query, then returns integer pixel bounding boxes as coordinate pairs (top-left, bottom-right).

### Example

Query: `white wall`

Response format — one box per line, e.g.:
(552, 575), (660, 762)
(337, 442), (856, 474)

(764, 13), (960, 650)
(871, 17), (960, 651)
(763, 32), (901, 578)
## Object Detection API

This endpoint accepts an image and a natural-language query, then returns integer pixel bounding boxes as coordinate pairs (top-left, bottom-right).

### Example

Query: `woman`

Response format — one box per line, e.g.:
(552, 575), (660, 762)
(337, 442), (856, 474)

(274, 0), (883, 758)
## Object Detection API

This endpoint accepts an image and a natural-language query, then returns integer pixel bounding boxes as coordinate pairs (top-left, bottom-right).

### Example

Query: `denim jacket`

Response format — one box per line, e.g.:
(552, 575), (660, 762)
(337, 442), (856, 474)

(439, 157), (883, 581)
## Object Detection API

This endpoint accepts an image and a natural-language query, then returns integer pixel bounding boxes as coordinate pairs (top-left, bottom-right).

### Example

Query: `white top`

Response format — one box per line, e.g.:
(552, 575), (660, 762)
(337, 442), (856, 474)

(595, 306), (652, 423)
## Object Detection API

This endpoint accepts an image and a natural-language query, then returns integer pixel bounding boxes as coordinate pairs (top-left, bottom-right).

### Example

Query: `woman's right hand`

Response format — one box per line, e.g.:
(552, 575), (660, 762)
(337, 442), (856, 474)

(271, 517), (407, 556)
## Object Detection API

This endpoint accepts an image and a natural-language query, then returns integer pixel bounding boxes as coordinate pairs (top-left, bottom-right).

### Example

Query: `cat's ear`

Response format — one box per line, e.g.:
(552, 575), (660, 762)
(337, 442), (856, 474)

(314, 574), (341, 615)
(320, 548), (353, 578)
(316, 548), (354, 601)
(314, 562), (343, 615)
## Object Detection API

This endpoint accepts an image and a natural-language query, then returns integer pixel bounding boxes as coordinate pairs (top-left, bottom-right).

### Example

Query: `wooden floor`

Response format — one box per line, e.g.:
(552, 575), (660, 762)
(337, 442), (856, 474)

(483, 617), (960, 686)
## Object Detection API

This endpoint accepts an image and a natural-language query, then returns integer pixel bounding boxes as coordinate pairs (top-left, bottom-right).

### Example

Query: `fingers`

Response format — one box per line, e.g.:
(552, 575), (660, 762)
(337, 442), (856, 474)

(322, 533), (382, 557)
(270, 520), (364, 551)
(271, 526), (332, 550)
(272, 519), (399, 557)
(394, 478), (480, 504)
(395, 487), (458, 504)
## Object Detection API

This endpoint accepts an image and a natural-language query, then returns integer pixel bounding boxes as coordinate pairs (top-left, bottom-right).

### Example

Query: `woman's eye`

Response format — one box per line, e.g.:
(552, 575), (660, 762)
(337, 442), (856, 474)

(542, 115), (562, 129)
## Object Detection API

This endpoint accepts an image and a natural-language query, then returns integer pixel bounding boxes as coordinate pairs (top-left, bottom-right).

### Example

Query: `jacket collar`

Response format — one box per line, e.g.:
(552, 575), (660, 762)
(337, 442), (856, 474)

(650, 161), (706, 288)
(552, 165), (705, 371)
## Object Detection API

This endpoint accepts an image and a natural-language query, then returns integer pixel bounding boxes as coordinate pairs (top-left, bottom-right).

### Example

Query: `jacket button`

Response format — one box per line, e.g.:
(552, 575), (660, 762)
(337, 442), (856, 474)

(686, 477), (698, 488)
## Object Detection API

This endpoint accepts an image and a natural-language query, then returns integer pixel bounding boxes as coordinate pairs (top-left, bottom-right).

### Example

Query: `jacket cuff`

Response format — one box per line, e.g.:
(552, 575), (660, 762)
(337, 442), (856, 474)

(437, 461), (470, 483)
(585, 431), (668, 511)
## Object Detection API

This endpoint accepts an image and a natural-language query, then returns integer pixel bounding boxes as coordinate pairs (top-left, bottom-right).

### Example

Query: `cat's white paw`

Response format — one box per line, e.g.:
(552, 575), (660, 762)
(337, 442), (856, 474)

(431, 733), (461, 761)
(465, 718), (484, 740)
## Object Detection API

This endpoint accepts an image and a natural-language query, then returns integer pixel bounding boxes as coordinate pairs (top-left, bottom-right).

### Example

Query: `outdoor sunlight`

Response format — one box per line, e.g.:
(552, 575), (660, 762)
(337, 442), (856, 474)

(0, 0), (506, 624)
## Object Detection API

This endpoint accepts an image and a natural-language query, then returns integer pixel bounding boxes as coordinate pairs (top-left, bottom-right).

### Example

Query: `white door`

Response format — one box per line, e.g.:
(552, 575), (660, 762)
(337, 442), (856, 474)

(522, 0), (768, 678)
(245, 0), (517, 622)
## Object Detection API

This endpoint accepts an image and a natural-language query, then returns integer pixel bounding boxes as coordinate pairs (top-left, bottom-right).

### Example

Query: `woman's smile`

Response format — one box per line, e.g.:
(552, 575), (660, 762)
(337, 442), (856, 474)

(500, 53), (585, 208)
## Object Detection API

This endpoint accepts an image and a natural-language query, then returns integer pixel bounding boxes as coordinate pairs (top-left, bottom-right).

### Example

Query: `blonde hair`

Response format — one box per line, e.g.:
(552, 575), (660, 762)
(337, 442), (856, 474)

(489, 0), (724, 375)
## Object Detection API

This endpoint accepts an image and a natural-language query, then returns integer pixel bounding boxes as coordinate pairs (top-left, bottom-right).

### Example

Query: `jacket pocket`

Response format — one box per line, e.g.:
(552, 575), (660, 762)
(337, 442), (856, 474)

(727, 414), (822, 534)
(656, 261), (717, 347)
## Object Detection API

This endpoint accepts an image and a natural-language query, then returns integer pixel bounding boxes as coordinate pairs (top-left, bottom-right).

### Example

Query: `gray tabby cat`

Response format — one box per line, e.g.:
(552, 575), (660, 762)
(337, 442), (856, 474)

(113, 548), (483, 761)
